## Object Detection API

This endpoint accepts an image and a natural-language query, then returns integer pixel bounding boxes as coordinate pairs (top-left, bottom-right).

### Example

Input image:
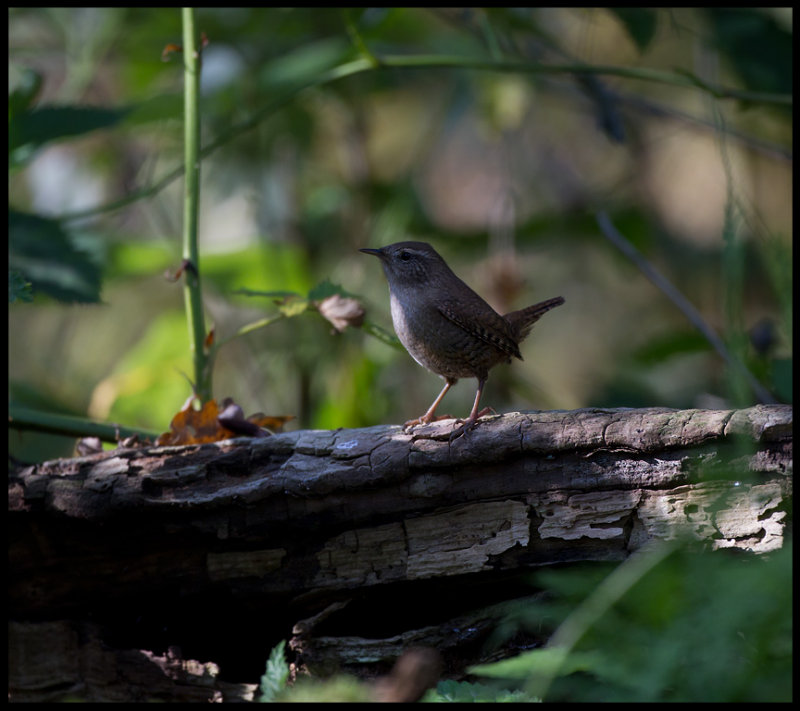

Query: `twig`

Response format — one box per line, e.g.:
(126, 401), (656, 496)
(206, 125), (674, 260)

(55, 52), (789, 225)
(595, 211), (776, 405)
(9, 405), (159, 443)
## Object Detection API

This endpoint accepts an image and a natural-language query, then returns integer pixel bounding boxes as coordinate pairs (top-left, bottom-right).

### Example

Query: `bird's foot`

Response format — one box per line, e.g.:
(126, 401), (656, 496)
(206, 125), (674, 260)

(402, 414), (455, 432)
(448, 417), (477, 442)
(448, 408), (495, 442)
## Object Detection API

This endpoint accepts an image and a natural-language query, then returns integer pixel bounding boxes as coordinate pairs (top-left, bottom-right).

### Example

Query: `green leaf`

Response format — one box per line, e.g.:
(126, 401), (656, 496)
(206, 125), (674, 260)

(258, 37), (352, 90)
(469, 647), (599, 680)
(631, 331), (711, 366)
(106, 242), (175, 279)
(704, 8), (792, 96)
(259, 640), (290, 703)
(494, 543), (792, 702)
(101, 310), (193, 431)
(423, 679), (537, 703)
(278, 675), (372, 703)
(9, 268), (34, 303)
(9, 104), (130, 168)
(230, 243), (314, 299)
(278, 295), (310, 317)
(234, 288), (302, 300)
(308, 278), (353, 301)
(124, 92), (183, 125)
(771, 358), (792, 403)
(609, 8), (658, 53)
(8, 66), (43, 118)
(8, 210), (103, 303)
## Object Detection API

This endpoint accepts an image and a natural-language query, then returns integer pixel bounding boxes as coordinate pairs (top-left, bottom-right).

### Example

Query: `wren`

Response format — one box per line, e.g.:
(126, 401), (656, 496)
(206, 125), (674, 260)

(360, 241), (564, 440)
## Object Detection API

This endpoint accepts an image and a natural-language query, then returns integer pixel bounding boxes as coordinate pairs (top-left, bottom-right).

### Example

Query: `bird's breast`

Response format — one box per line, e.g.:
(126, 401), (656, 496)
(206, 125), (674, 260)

(388, 291), (504, 379)
(389, 291), (432, 366)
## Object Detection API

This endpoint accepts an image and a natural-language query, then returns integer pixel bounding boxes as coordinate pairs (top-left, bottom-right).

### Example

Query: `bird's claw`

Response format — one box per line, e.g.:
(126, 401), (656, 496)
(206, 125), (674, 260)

(448, 417), (478, 442)
(402, 414), (456, 432)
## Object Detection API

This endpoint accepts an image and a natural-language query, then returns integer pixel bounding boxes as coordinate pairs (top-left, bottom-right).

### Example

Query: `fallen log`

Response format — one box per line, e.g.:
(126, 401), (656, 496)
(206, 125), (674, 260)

(8, 405), (792, 701)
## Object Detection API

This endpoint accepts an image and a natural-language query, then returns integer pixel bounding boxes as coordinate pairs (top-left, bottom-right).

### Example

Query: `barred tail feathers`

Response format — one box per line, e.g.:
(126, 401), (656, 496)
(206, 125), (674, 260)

(504, 296), (565, 342)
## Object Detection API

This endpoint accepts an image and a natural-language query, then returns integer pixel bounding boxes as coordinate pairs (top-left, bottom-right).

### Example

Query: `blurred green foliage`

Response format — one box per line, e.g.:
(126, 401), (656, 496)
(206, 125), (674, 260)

(255, 538), (791, 702)
(473, 541), (792, 702)
(704, 8), (792, 97)
(9, 210), (104, 303)
(8, 269), (33, 304)
(422, 679), (537, 703)
(10, 105), (130, 170)
(258, 640), (290, 703)
(8, 8), (792, 461)
(257, 639), (536, 703)
(259, 640), (374, 702)
(608, 9), (658, 53)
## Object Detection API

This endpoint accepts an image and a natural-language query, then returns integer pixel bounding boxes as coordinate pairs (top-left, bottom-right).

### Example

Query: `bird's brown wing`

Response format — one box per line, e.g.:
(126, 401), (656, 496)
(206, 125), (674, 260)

(437, 299), (522, 360)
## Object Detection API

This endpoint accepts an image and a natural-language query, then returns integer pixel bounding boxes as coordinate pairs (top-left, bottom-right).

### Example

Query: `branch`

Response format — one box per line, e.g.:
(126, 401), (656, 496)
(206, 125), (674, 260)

(55, 52), (789, 225)
(595, 211), (778, 405)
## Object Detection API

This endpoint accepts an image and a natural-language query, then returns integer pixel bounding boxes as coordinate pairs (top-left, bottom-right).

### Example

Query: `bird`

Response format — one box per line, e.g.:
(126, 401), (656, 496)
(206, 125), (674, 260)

(360, 241), (564, 440)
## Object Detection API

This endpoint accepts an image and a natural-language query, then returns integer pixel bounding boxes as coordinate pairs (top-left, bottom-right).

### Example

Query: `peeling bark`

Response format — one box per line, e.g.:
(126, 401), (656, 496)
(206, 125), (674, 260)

(8, 405), (792, 701)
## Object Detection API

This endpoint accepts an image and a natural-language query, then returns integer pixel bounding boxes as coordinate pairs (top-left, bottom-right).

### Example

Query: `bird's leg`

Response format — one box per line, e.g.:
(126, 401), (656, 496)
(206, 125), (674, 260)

(403, 379), (456, 430)
(449, 376), (489, 442)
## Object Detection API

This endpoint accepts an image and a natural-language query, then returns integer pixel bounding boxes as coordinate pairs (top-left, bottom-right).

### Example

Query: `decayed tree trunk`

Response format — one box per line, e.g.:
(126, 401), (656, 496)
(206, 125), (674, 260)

(8, 405), (792, 702)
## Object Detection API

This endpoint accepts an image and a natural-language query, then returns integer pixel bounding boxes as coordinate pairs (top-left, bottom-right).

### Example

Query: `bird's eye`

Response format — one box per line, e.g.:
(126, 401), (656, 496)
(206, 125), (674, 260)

(399, 251), (412, 261)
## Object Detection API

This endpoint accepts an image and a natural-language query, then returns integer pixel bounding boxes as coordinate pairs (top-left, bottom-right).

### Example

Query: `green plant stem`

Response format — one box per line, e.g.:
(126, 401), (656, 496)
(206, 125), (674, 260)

(9, 405), (160, 443)
(526, 540), (679, 701)
(226, 313), (287, 343)
(341, 10), (379, 67)
(181, 8), (210, 402)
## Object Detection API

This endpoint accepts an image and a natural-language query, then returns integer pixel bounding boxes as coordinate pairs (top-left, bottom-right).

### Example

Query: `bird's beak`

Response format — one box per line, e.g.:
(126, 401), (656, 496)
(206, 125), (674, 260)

(359, 247), (385, 259)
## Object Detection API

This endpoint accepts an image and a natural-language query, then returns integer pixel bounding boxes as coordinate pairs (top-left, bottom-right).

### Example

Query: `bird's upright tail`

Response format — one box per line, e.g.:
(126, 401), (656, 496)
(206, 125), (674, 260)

(504, 296), (565, 342)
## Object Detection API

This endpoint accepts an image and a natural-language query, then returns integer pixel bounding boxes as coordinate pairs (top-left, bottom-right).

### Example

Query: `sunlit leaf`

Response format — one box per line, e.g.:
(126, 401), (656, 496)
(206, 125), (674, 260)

(157, 397), (293, 445)
(95, 311), (194, 429)
(248, 413), (295, 432)
(157, 398), (225, 446)
(277, 295), (310, 317)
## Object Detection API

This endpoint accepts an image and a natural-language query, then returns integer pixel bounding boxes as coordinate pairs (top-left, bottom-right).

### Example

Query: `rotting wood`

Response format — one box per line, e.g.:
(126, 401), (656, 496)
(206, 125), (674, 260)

(8, 620), (257, 703)
(8, 405), (793, 701)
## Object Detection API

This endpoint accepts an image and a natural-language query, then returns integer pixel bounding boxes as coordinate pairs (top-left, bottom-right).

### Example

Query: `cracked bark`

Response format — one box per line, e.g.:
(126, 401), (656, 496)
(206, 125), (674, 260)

(8, 405), (792, 702)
